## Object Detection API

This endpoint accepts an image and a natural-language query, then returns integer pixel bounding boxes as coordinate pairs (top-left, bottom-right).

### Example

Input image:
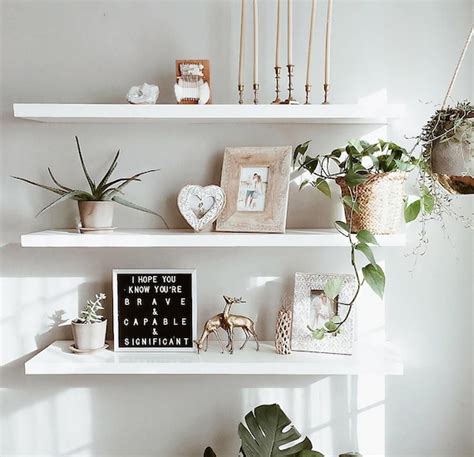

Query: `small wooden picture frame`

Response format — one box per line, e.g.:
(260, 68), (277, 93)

(175, 59), (211, 104)
(216, 146), (292, 233)
(113, 269), (197, 352)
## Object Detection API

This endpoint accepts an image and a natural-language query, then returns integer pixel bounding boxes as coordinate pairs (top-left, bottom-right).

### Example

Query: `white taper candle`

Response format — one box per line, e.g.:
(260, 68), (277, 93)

(238, 0), (245, 86)
(324, 0), (333, 86)
(253, 0), (259, 85)
(306, 0), (317, 85)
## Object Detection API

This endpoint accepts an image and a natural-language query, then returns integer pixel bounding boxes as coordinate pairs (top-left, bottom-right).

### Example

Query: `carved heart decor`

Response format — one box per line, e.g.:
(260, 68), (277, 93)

(177, 185), (226, 232)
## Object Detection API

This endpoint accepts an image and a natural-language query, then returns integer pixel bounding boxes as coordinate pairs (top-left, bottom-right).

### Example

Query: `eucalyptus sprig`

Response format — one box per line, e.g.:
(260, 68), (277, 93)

(12, 136), (168, 227)
(294, 139), (419, 339)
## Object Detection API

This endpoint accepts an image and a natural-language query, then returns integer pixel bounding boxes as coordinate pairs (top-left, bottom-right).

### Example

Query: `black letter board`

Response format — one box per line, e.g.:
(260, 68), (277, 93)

(113, 269), (196, 352)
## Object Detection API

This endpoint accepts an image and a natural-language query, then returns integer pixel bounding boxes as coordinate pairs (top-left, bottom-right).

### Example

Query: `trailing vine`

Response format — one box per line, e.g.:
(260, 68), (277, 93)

(294, 139), (420, 339)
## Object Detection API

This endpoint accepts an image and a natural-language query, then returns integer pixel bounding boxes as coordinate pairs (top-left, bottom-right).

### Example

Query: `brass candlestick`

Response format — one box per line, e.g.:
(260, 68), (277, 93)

(253, 83), (259, 105)
(304, 84), (312, 104)
(281, 64), (299, 104)
(238, 84), (244, 104)
(271, 66), (282, 104)
(323, 83), (330, 104)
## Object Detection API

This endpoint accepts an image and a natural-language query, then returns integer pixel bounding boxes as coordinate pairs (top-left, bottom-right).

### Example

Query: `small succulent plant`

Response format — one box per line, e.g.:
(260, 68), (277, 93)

(12, 136), (167, 226)
(75, 293), (106, 324)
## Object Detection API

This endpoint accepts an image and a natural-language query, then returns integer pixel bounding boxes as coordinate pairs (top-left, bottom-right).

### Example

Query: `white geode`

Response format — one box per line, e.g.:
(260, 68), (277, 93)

(127, 83), (159, 104)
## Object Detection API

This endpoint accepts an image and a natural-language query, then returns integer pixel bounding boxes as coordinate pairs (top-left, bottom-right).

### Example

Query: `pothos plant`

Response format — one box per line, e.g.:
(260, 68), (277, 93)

(294, 139), (427, 339)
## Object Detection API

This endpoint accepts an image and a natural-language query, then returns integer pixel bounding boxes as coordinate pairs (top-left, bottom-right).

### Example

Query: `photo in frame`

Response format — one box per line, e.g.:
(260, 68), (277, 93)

(291, 272), (357, 355)
(216, 146), (292, 233)
(113, 269), (197, 352)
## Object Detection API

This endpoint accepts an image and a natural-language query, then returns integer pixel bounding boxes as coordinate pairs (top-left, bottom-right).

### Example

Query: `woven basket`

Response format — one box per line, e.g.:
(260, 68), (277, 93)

(336, 172), (406, 235)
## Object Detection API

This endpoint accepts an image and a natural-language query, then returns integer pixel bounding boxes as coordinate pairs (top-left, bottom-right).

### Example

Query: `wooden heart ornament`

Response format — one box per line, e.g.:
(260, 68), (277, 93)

(177, 185), (226, 232)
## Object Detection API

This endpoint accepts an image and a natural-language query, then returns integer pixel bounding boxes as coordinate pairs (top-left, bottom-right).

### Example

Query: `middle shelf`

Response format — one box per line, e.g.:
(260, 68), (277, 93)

(21, 228), (406, 248)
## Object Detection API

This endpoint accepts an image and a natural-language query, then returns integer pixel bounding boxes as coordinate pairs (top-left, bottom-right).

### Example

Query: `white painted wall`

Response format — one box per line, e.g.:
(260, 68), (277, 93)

(0, 0), (472, 456)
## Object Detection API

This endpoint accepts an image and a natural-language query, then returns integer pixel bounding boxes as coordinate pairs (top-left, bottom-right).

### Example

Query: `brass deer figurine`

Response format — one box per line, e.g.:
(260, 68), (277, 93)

(194, 313), (227, 354)
(222, 296), (259, 354)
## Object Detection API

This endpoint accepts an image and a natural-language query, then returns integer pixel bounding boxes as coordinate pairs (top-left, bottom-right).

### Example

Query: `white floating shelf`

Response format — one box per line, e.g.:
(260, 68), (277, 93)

(13, 103), (404, 124)
(25, 340), (403, 375)
(21, 229), (406, 248)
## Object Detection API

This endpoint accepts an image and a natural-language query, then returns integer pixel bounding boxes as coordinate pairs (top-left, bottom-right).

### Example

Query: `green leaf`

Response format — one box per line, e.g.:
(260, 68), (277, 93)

(11, 176), (67, 196)
(394, 159), (413, 171)
(345, 170), (368, 187)
(342, 195), (360, 213)
(36, 190), (89, 217)
(315, 178), (331, 198)
(362, 264), (385, 298)
(324, 320), (338, 332)
(355, 242), (376, 265)
(324, 277), (343, 300)
(313, 328), (326, 340)
(238, 404), (313, 457)
(299, 179), (310, 190)
(203, 447), (217, 457)
(293, 141), (311, 163)
(112, 196), (169, 228)
(95, 149), (120, 193)
(48, 168), (73, 191)
(404, 199), (421, 223)
(75, 136), (96, 194)
(297, 451), (324, 457)
(335, 220), (350, 233)
(356, 230), (379, 245)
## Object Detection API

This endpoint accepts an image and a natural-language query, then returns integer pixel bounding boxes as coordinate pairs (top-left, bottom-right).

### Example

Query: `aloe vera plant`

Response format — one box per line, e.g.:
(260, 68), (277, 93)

(11, 136), (167, 227)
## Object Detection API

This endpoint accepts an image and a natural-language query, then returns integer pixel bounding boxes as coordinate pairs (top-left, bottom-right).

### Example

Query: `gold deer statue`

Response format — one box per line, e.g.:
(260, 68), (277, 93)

(222, 296), (259, 354)
(194, 313), (227, 354)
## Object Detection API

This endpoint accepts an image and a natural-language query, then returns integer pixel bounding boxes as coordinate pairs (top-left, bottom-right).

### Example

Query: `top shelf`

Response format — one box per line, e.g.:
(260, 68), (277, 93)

(13, 103), (404, 124)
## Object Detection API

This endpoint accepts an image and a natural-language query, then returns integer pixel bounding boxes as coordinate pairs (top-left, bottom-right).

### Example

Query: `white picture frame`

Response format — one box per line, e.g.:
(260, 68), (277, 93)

(291, 272), (357, 355)
(113, 269), (197, 352)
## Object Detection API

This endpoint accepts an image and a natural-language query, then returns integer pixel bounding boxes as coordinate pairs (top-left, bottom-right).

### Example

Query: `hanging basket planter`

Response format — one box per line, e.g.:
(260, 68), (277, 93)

(336, 172), (406, 235)
(430, 134), (474, 195)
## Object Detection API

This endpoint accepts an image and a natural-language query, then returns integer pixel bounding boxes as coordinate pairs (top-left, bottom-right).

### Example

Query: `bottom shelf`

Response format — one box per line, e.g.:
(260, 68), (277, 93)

(25, 340), (403, 375)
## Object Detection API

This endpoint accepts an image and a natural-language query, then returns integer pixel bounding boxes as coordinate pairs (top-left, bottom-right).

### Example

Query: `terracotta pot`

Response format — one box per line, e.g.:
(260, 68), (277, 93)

(78, 201), (114, 228)
(336, 172), (406, 235)
(431, 139), (474, 194)
(71, 319), (107, 350)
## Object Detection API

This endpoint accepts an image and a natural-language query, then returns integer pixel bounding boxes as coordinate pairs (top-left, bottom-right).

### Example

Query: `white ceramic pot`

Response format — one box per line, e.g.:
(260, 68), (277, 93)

(78, 201), (114, 228)
(71, 319), (107, 350)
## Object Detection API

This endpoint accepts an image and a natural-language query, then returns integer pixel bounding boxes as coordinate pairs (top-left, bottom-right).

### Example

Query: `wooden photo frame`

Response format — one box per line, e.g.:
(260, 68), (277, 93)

(113, 269), (197, 352)
(216, 146), (292, 233)
(291, 272), (357, 355)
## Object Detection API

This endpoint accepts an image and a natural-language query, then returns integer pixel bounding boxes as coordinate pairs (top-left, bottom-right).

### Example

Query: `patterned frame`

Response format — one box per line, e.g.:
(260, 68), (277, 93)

(291, 272), (357, 355)
(216, 146), (291, 233)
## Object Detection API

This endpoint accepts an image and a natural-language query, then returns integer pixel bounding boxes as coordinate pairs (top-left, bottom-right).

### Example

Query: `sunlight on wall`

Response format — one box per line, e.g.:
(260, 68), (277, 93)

(240, 375), (386, 456)
(0, 277), (86, 364)
(356, 375), (386, 455)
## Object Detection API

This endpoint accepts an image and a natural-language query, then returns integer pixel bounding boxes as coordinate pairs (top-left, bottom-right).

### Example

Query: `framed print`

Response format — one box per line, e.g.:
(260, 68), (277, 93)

(216, 146), (292, 233)
(113, 269), (197, 352)
(291, 272), (357, 355)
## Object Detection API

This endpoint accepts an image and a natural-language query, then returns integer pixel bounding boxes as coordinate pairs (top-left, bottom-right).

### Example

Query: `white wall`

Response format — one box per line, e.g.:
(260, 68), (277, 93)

(0, 1), (472, 456)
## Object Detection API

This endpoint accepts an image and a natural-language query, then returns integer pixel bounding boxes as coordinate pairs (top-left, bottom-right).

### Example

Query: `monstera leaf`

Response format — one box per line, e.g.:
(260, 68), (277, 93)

(238, 404), (313, 457)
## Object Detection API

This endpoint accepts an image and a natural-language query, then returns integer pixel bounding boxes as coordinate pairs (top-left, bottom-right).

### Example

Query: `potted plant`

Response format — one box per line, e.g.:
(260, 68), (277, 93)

(12, 136), (167, 230)
(418, 101), (473, 195)
(293, 139), (423, 339)
(203, 403), (362, 457)
(71, 293), (107, 351)
(294, 139), (417, 235)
